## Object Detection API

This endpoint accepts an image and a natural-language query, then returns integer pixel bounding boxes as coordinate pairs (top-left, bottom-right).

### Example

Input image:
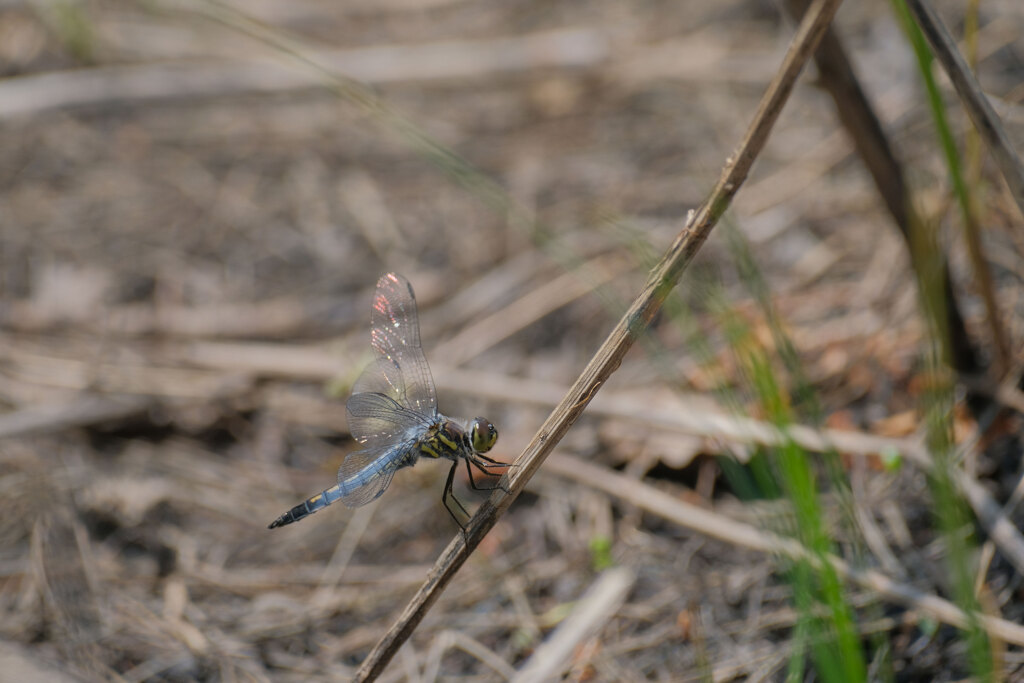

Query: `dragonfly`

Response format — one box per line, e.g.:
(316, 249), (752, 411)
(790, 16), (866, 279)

(269, 272), (507, 530)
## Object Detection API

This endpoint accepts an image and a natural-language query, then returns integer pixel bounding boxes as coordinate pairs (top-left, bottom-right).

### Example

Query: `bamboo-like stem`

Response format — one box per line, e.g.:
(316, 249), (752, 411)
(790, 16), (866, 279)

(955, 0), (1010, 376)
(904, 0), (1024, 223)
(901, 0), (1015, 379)
(353, 0), (845, 678)
(783, 0), (986, 403)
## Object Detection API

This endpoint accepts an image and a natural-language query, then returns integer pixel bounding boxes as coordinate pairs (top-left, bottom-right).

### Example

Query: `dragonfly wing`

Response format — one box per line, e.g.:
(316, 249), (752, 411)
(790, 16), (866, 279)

(336, 441), (412, 508)
(364, 272), (438, 417)
(351, 357), (410, 413)
(346, 391), (431, 448)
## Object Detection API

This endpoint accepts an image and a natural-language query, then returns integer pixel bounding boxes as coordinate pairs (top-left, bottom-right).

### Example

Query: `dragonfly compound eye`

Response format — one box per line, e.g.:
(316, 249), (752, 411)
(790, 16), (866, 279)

(470, 418), (498, 453)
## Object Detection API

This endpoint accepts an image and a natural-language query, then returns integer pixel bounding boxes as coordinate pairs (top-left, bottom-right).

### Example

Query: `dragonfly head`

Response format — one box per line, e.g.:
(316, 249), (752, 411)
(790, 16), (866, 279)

(469, 417), (498, 453)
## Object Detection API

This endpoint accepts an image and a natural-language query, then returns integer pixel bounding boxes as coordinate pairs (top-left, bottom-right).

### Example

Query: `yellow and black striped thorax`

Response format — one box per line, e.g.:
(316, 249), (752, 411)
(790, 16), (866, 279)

(415, 420), (470, 461)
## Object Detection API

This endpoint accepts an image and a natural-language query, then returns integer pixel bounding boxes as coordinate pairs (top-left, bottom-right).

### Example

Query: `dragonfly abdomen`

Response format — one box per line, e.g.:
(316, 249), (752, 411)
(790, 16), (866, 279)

(338, 455), (395, 494)
(267, 484), (345, 529)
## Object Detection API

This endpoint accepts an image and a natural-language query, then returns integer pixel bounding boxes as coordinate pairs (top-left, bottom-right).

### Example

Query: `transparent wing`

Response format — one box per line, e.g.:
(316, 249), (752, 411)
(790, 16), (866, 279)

(336, 440), (414, 508)
(355, 272), (437, 417)
(346, 391), (432, 449)
(350, 358), (416, 420)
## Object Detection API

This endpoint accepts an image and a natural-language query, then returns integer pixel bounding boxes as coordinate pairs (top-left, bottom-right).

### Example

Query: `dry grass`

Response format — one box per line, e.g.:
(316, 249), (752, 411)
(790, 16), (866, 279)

(1, 0), (1023, 681)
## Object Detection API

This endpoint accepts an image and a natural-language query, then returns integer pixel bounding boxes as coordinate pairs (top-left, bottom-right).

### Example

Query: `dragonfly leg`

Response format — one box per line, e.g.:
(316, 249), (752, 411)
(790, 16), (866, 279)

(472, 452), (510, 467)
(442, 460), (470, 531)
(466, 457), (508, 493)
(468, 455), (512, 495)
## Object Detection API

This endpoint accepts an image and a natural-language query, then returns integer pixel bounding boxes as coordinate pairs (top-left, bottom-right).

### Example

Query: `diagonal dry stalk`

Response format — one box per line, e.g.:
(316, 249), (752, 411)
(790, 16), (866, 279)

(904, 0), (1024, 223)
(782, 0), (987, 394)
(902, 0), (1019, 382)
(352, 0), (846, 678)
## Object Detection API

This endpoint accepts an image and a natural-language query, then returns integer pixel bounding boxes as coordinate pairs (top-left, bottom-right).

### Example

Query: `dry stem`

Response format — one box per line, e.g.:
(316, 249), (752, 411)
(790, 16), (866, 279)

(904, 0), (1024, 223)
(353, 0), (845, 678)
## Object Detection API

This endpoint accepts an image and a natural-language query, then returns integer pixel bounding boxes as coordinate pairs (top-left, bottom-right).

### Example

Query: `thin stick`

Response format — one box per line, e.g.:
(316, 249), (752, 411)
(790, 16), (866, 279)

(353, 0), (845, 678)
(904, 0), (1024, 222)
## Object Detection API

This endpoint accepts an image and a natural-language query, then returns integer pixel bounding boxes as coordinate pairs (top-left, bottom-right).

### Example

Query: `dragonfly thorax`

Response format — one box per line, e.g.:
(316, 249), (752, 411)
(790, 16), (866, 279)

(416, 416), (498, 461)
(415, 418), (472, 461)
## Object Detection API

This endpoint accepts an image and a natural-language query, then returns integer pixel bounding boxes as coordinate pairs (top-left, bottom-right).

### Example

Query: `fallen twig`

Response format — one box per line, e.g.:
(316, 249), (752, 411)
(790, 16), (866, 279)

(0, 297), (357, 338)
(13, 335), (1024, 579)
(544, 453), (1024, 646)
(0, 28), (608, 119)
(510, 567), (635, 682)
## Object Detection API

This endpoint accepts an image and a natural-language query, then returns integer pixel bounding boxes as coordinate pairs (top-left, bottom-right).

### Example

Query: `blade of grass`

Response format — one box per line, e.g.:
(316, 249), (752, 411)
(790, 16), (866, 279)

(891, 2), (997, 677)
(954, 0), (1010, 376)
(893, 0), (1010, 377)
(718, 217), (865, 551)
(720, 307), (865, 681)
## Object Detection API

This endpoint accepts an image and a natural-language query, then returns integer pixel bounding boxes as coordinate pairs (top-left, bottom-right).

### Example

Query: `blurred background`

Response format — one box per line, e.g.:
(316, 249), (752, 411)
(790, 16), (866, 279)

(1, 0), (1023, 680)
